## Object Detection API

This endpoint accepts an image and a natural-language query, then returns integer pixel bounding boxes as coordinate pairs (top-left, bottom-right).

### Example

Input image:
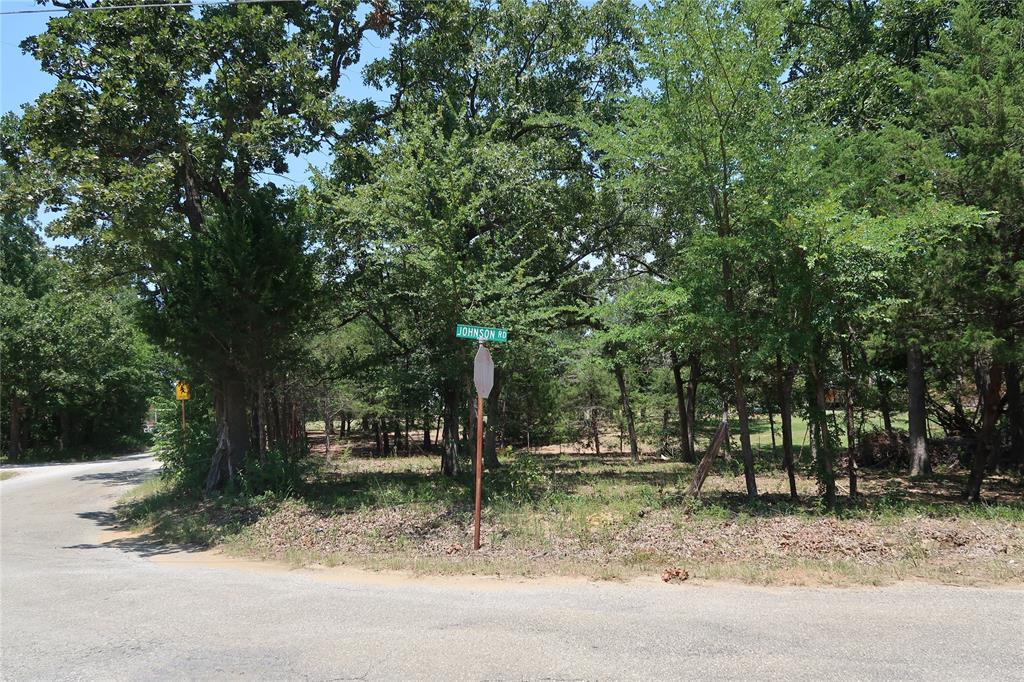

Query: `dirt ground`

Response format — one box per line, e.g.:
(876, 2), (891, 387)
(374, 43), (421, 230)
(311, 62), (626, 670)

(120, 428), (1022, 587)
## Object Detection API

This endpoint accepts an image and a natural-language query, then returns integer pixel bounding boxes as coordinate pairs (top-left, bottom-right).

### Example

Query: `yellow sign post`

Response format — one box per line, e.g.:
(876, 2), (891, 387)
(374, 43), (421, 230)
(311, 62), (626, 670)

(175, 381), (190, 401)
(175, 381), (190, 430)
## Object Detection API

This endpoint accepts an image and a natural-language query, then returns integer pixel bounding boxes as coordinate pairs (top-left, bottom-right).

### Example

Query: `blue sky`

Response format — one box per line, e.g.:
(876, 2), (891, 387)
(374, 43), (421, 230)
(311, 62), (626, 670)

(1, 4), (57, 116)
(1, 0), (395, 243)
(1, 1), (393, 189)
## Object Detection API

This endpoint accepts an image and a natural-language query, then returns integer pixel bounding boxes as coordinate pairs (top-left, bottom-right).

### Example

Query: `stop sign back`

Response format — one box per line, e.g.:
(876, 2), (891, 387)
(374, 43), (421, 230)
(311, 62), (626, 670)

(474, 345), (494, 398)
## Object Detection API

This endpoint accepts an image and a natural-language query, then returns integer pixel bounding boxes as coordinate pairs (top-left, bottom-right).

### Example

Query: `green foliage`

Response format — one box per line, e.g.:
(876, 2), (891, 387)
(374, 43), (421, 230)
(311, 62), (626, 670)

(491, 451), (551, 504)
(238, 450), (306, 498)
(5, 0), (1022, 509)
(1, 222), (160, 458)
(152, 394), (217, 492)
(153, 390), (305, 496)
(143, 190), (318, 382)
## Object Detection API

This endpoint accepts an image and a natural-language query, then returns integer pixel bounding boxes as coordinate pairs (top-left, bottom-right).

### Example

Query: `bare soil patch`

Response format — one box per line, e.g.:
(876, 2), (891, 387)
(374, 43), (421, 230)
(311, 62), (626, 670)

(120, 436), (1024, 586)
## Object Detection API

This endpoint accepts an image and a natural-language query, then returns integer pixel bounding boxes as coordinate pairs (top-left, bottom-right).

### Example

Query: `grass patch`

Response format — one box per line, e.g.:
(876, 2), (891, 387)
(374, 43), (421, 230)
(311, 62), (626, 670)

(116, 476), (281, 547)
(0, 471), (19, 481)
(119, 440), (1024, 586)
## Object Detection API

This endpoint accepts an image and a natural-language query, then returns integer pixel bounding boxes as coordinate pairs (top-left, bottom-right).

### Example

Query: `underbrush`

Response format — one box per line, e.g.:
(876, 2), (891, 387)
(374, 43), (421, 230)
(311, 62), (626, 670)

(0, 436), (152, 465)
(118, 447), (1024, 585)
(117, 476), (285, 547)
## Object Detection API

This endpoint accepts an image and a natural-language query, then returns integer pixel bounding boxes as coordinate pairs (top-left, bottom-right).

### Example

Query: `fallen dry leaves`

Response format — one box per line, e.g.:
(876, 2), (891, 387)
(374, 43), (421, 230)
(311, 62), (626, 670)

(230, 497), (1024, 585)
(662, 567), (689, 583)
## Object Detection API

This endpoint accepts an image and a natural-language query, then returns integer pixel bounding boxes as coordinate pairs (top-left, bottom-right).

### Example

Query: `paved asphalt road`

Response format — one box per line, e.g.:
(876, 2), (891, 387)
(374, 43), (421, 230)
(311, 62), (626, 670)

(1, 454), (1022, 681)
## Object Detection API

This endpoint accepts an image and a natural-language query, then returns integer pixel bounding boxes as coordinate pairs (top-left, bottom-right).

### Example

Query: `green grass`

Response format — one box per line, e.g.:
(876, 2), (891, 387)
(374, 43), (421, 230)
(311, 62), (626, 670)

(117, 438), (1024, 586)
(0, 471), (18, 481)
(116, 476), (276, 547)
(726, 410), (911, 451)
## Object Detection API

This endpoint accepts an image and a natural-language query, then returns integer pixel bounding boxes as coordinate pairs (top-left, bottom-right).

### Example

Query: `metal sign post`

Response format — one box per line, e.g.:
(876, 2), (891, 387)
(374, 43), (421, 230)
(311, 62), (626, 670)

(472, 342), (494, 550)
(474, 394), (484, 550)
(456, 323), (505, 550)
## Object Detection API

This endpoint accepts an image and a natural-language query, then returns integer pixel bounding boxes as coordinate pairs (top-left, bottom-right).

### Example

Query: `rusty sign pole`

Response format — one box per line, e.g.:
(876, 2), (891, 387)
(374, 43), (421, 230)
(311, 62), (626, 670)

(456, 325), (504, 551)
(472, 340), (495, 551)
(181, 400), (186, 432)
(474, 390), (484, 550)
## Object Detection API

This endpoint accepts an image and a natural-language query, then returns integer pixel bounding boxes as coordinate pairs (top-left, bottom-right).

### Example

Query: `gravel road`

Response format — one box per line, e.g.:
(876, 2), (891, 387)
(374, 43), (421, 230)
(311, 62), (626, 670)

(1, 454), (1022, 681)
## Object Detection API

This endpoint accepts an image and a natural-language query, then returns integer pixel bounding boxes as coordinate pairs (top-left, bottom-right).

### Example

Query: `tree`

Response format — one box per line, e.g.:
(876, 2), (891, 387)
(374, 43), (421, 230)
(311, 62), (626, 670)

(1, 221), (158, 458)
(10, 1), (377, 487)
(899, 0), (1024, 500)
(143, 192), (317, 487)
(316, 0), (636, 475)
(323, 107), (599, 474)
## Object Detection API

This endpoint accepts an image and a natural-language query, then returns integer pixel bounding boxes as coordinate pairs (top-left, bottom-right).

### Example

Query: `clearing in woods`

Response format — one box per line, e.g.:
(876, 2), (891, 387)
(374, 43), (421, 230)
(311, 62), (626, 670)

(118, 417), (1024, 587)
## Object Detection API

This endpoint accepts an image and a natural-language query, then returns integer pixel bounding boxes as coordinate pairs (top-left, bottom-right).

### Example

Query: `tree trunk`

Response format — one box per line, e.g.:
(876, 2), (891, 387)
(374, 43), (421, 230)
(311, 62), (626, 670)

(59, 408), (72, 451)
(686, 405), (729, 497)
(404, 415), (410, 456)
(591, 408), (601, 457)
(373, 418), (383, 456)
(325, 402), (334, 436)
(257, 382), (267, 461)
(440, 385), (460, 476)
(423, 413), (432, 449)
(205, 375), (249, 494)
(809, 419), (818, 468)
(613, 363), (639, 463)
(324, 416), (331, 456)
(467, 394), (477, 475)
(1005, 362), (1023, 471)
(382, 421), (390, 454)
(719, 224), (757, 500)
(8, 395), (23, 460)
(670, 351), (694, 462)
(908, 344), (930, 476)
(731, 347), (758, 500)
(880, 386), (895, 450)
(484, 366), (502, 469)
(225, 378), (249, 468)
(841, 344), (858, 499)
(809, 352), (837, 510)
(966, 361), (1004, 502)
(270, 386), (283, 451)
(686, 353), (700, 456)
(776, 356), (798, 501)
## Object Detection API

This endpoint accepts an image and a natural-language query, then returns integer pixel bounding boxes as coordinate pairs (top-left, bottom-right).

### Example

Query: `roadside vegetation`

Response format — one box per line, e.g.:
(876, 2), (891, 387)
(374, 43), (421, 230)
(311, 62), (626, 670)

(3, 0), (1022, 584)
(116, 421), (1024, 585)
(0, 222), (160, 463)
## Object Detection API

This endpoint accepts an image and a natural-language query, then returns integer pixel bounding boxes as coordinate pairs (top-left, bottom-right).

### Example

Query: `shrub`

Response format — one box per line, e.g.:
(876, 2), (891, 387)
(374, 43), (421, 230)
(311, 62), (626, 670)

(152, 394), (216, 492)
(238, 450), (305, 497)
(492, 451), (550, 504)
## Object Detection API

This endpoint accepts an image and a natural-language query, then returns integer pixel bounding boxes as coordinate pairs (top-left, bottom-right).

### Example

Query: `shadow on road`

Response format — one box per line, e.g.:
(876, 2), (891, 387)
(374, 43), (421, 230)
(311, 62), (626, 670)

(72, 467), (156, 487)
(66, 510), (207, 559)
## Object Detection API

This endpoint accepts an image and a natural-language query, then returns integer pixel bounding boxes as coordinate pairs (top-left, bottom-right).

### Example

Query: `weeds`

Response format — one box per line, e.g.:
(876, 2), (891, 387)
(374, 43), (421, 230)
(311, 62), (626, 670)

(117, 448), (1024, 585)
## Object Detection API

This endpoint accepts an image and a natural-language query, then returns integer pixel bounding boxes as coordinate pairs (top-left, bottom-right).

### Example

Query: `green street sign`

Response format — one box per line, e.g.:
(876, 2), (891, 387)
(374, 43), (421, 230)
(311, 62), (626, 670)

(456, 324), (508, 343)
